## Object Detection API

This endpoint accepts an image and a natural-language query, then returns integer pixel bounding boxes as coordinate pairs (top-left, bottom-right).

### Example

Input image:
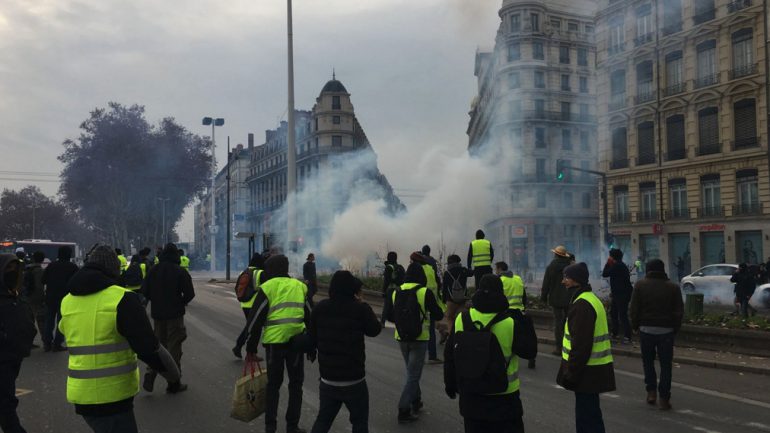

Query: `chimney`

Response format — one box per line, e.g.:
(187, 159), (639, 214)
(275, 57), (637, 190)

(248, 133), (254, 151)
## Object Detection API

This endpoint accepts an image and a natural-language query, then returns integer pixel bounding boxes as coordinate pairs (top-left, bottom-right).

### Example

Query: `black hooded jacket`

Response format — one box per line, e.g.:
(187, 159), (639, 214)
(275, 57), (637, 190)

(65, 264), (166, 416)
(141, 248), (195, 320)
(42, 249), (79, 305)
(0, 255), (36, 362)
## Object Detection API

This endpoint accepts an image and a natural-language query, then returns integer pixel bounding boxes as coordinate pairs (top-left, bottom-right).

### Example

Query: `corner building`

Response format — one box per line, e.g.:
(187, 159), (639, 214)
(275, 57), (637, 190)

(468, 0), (601, 274)
(596, 0), (770, 275)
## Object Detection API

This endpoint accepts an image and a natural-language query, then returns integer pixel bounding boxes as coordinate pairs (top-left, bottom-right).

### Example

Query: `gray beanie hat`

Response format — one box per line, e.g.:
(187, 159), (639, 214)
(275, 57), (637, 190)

(86, 245), (121, 279)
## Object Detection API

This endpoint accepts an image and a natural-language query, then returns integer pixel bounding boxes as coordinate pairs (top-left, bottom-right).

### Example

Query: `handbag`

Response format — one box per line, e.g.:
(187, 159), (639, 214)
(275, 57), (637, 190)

(230, 354), (268, 422)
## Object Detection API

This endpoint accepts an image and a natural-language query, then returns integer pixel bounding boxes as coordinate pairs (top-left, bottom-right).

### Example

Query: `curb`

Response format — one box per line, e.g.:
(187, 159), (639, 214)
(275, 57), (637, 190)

(536, 336), (770, 376)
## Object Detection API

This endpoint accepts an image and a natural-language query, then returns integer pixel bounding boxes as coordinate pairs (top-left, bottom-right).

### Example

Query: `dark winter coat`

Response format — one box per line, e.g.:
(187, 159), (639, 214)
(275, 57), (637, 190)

(541, 255), (573, 308)
(309, 295), (381, 382)
(22, 262), (45, 305)
(601, 260), (633, 299)
(141, 250), (195, 320)
(42, 259), (79, 306)
(0, 255), (36, 362)
(630, 271), (684, 331)
(66, 264), (166, 416)
(382, 261), (405, 292)
(731, 270), (757, 299)
(442, 263), (472, 303)
(303, 260), (317, 295)
(556, 285), (616, 394)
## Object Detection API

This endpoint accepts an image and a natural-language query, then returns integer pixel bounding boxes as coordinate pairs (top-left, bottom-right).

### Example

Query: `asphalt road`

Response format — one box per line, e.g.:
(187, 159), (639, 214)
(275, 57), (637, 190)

(15, 276), (770, 433)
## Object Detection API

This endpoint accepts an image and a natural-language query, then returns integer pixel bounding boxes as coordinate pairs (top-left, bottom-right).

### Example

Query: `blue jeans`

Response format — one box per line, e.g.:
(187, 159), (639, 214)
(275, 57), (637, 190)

(427, 319), (438, 359)
(398, 341), (427, 410)
(640, 332), (674, 399)
(575, 392), (605, 433)
(82, 410), (138, 433)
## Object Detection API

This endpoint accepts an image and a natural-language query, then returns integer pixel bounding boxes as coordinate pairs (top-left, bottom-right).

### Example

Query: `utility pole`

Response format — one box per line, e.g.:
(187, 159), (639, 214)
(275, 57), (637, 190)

(556, 163), (611, 248)
(156, 197), (170, 244)
(202, 117), (224, 272)
(31, 197), (36, 239)
(226, 137), (232, 281)
(286, 0), (297, 252)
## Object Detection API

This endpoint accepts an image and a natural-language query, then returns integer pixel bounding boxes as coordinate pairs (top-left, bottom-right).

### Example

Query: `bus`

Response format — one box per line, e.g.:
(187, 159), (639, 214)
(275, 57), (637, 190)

(0, 239), (80, 264)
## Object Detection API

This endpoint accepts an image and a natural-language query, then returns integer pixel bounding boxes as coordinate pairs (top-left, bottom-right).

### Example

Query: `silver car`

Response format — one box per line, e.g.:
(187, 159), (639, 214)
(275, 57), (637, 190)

(681, 264), (770, 308)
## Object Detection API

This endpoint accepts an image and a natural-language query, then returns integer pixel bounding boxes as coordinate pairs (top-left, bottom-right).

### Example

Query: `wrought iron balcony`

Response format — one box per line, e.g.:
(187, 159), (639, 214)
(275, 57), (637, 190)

(636, 90), (655, 104)
(612, 212), (631, 223)
(697, 206), (724, 217)
(665, 208), (691, 220)
(636, 210), (659, 222)
(730, 64), (757, 79)
(697, 142), (721, 156)
(692, 9), (716, 25)
(608, 43), (625, 55)
(634, 33), (654, 47)
(666, 148), (686, 161)
(662, 22), (682, 36)
(663, 82), (686, 96)
(610, 158), (629, 170)
(695, 73), (719, 88)
(728, 0), (751, 12)
(636, 152), (656, 165)
(733, 202), (763, 216)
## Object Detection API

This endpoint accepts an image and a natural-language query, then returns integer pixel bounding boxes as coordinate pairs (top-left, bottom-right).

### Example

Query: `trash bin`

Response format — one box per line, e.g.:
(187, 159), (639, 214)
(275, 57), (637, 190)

(685, 293), (704, 317)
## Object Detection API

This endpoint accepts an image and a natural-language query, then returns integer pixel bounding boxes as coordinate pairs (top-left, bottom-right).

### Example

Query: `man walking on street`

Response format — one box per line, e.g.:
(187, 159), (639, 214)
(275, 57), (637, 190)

(602, 248), (633, 344)
(630, 259), (683, 410)
(21, 251), (46, 348)
(467, 229), (493, 289)
(557, 262), (616, 433)
(384, 262), (444, 423)
(141, 243), (195, 394)
(414, 247), (443, 363)
(381, 252), (405, 326)
(541, 246), (572, 355)
(244, 254), (312, 433)
(303, 253), (318, 306)
(41, 245), (79, 352)
(309, 271), (381, 433)
(232, 253), (266, 359)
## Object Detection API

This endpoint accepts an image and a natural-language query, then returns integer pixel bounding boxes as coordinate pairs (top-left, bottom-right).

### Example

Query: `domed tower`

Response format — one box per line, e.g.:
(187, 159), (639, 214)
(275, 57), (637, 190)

(312, 74), (361, 152)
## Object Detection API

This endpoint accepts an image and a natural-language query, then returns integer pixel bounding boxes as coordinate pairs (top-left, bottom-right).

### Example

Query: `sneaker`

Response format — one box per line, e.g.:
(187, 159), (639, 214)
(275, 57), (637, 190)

(142, 374), (155, 392)
(232, 346), (242, 359)
(166, 382), (188, 394)
(426, 358), (443, 365)
(411, 400), (424, 413)
(398, 409), (419, 423)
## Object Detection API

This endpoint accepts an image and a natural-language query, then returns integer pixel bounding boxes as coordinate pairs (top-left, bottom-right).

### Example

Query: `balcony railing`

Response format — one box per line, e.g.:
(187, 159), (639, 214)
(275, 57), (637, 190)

(732, 137), (759, 150)
(665, 208), (691, 220)
(516, 110), (596, 123)
(733, 202), (763, 216)
(608, 43), (625, 55)
(612, 212), (631, 223)
(609, 93), (626, 111)
(666, 148), (687, 161)
(697, 206), (724, 217)
(636, 210), (659, 222)
(610, 158), (629, 169)
(728, 0), (752, 12)
(697, 142), (721, 156)
(692, 9), (716, 25)
(730, 63), (758, 79)
(662, 22), (682, 35)
(663, 82), (686, 96)
(634, 33), (654, 47)
(637, 152), (656, 165)
(636, 87), (655, 104)
(695, 73), (720, 88)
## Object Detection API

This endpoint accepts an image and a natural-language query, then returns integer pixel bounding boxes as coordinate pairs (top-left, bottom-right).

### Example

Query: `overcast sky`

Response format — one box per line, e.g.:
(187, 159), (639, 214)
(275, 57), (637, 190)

(0, 0), (502, 241)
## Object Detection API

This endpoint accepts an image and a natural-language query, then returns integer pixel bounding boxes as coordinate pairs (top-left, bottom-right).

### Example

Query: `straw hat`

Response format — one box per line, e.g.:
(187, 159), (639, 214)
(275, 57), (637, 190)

(551, 245), (570, 257)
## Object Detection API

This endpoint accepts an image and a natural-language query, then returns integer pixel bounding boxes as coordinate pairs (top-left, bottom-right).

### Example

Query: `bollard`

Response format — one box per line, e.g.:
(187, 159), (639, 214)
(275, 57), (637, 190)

(685, 293), (704, 317)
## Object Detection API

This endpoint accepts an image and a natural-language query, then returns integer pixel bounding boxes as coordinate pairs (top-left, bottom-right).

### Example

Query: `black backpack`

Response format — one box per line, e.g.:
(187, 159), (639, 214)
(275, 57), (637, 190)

(393, 286), (425, 341)
(123, 263), (143, 286)
(454, 311), (510, 395)
(234, 268), (258, 302)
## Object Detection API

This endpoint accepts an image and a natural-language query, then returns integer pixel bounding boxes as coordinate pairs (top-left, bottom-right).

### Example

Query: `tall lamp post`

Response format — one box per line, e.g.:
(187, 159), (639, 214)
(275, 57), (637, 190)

(286, 0), (297, 252)
(202, 116), (224, 273)
(226, 137), (232, 280)
(156, 197), (170, 244)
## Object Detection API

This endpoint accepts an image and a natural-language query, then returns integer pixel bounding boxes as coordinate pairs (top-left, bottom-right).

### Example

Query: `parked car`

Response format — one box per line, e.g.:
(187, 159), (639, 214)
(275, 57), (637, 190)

(681, 264), (770, 308)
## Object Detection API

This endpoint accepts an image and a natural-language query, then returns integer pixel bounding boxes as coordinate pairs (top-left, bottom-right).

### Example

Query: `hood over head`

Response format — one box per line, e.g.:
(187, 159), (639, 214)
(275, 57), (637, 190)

(472, 274), (508, 313)
(386, 251), (397, 263)
(421, 245), (431, 255)
(609, 248), (624, 261)
(404, 262), (427, 286)
(249, 252), (265, 268)
(57, 245), (73, 261)
(160, 243), (180, 264)
(264, 254), (289, 279)
(476, 229), (485, 239)
(68, 264), (118, 296)
(0, 255), (23, 298)
(329, 270), (363, 299)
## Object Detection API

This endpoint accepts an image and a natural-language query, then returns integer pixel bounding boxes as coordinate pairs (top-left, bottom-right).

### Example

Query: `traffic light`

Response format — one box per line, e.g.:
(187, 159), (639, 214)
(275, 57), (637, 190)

(605, 233), (615, 248)
(556, 160), (567, 182)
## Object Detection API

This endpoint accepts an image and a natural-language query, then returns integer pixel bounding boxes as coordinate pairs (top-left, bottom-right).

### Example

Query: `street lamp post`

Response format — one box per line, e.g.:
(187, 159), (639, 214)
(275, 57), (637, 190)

(156, 197), (170, 244)
(286, 0), (297, 252)
(226, 137), (232, 280)
(202, 116), (224, 273)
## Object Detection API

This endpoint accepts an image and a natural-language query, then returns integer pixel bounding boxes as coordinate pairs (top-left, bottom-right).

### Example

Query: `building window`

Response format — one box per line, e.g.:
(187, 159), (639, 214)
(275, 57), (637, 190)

(734, 99), (757, 149)
(508, 72), (520, 89)
(637, 121), (655, 165)
(697, 107), (719, 155)
(636, 61), (654, 103)
(580, 131), (589, 150)
(534, 71), (546, 88)
(561, 74), (570, 91)
(732, 28), (755, 78)
(536, 158), (546, 181)
(564, 192), (573, 208)
(636, 4), (653, 40)
(510, 100), (522, 117)
(332, 96), (341, 109)
(577, 48), (588, 66)
(609, 19), (625, 53)
(696, 40), (718, 87)
(561, 102), (571, 120)
(550, 18), (561, 30)
(535, 127), (546, 148)
(611, 127), (628, 169)
(669, 180), (688, 218)
(535, 99), (545, 116)
(568, 22), (579, 32)
(585, 24), (594, 33)
(640, 182), (657, 221)
(511, 14), (521, 32)
(531, 13), (540, 32)
(736, 169), (759, 214)
(693, 0), (716, 24)
(582, 192), (592, 209)
(701, 174), (721, 216)
(580, 160), (590, 181)
(579, 76), (588, 93)
(333, 116), (341, 125)
(665, 51), (684, 94)
(615, 186), (629, 221)
(562, 129), (572, 149)
(610, 70), (626, 110)
(666, 114), (686, 160)
(579, 104), (589, 121)
(663, 0), (682, 34)
(508, 43), (521, 61)
(533, 42), (544, 60)
(560, 45), (570, 64)
(537, 191), (547, 208)
(332, 136), (342, 147)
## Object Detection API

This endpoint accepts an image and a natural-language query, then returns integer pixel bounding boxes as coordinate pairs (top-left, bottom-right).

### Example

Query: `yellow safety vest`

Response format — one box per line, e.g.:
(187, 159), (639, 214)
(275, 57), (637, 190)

(125, 263), (147, 292)
(180, 256), (190, 271)
(59, 285), (139, 405)
(117, 255), (128, 273)
(562, 291), (613, 366)
(501, 274), (525, 310)
(391, 283), (430, 341)
(422, 264), (445, 312)
(240, 269), (263, 309)
(471, 239), (492, 267)
(454, 309), (519, 394)
(261, 277), (307, 344)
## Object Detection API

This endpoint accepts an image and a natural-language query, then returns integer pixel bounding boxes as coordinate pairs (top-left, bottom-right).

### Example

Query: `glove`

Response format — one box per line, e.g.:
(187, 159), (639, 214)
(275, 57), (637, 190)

(445, 388), (457, 399)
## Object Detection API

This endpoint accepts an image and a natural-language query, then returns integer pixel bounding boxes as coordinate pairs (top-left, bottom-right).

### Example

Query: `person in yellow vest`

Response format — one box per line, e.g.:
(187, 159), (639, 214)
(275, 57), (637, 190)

(444, 274), (537, 433)
(244, 254), (312, 433)
(413, 247), (444, 364)
(384, 262), (444, 423)
(495, 261), (537, 370)
(178, 249), (190, 272)
(115, 249), (127, 275)
(467, 229), (494, 289)
(58, 245), (180, 433)
(557, 262), (616, 433)
(232, 252), (265, 359)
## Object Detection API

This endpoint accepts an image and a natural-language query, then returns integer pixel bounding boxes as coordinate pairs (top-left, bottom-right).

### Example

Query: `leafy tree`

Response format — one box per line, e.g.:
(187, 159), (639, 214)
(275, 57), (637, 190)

(0, 186), (93, 243)
(59, 103), (212, 251)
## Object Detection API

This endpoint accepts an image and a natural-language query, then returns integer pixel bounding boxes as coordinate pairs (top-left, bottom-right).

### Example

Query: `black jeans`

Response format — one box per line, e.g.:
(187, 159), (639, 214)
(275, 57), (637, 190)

(464, 416), (524, 433)
(0, 360), (26, 433)
(473, 266), (493, 289)
(552, 307), (568, 354)
(574, 392), (605, 433)
(265, 343), (305, 432)
(609, 295), (631, 339)
(42, 302), (64, 348)
(640, 332), (674, 399)
(82, 410), (138, 433)
(310, 380), (369, 433)
(234, 308), (250, 350)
